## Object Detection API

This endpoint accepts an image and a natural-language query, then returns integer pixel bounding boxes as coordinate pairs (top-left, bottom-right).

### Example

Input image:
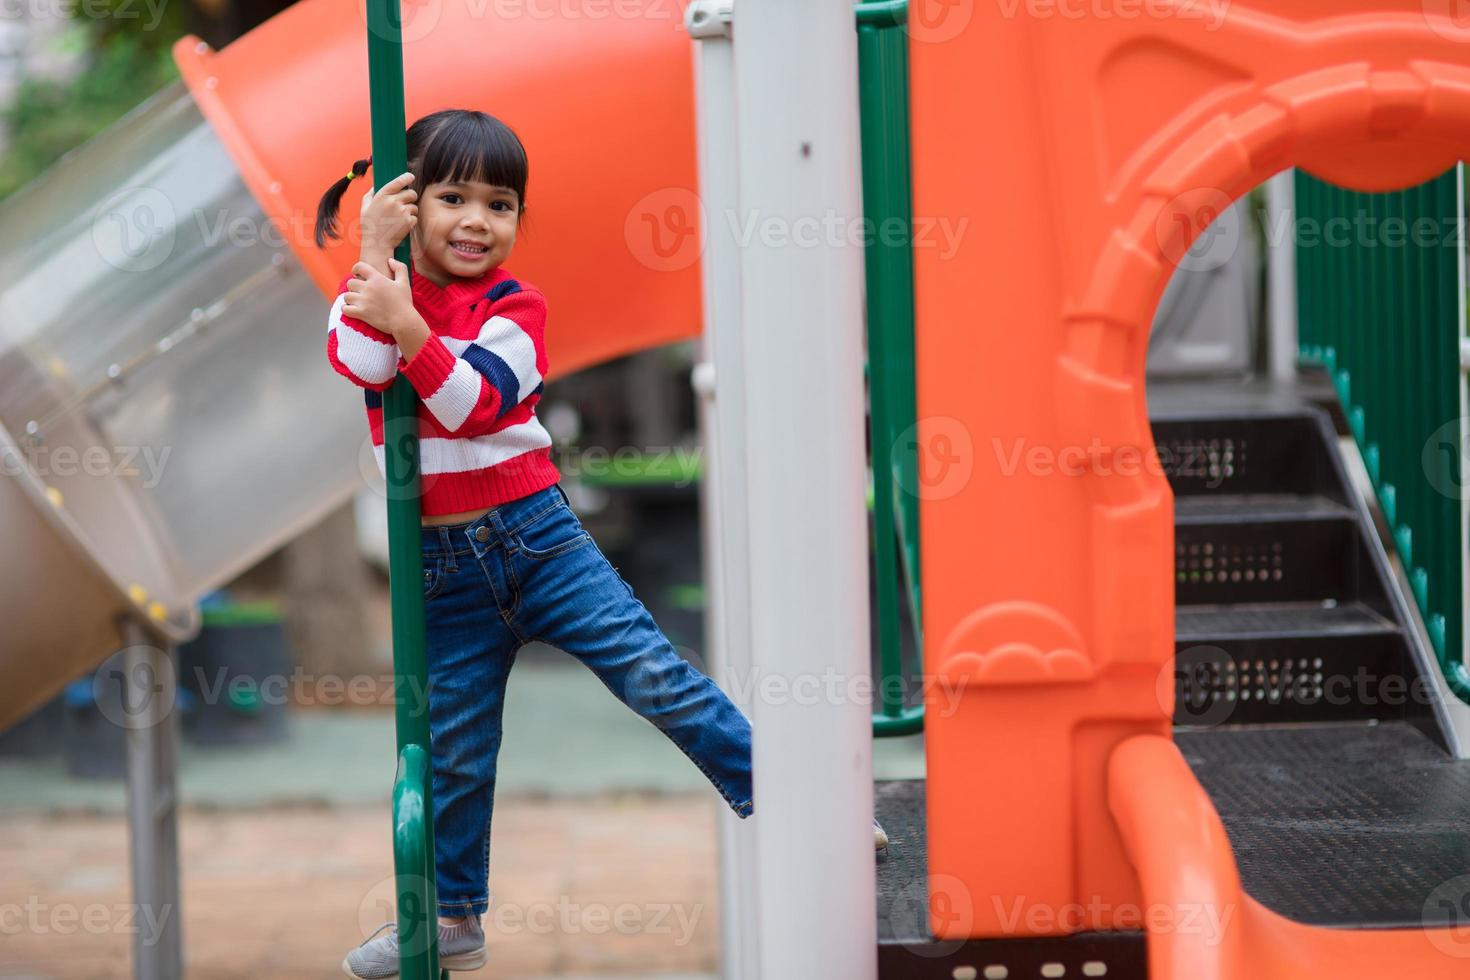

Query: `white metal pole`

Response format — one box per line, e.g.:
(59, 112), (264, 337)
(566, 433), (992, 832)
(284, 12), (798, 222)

(1452, 160), (1470, 755)
(686, 2), (759, 977)
(1265, 169), (1299, 382)
(729, 1), (876, 977)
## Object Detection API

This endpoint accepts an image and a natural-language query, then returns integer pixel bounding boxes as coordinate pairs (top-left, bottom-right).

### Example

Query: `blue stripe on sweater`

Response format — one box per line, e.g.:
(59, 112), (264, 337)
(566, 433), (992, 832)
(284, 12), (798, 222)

(365, 389), (382, 411)
(484, 279), (522, 303)
(462, 343), (520, 418)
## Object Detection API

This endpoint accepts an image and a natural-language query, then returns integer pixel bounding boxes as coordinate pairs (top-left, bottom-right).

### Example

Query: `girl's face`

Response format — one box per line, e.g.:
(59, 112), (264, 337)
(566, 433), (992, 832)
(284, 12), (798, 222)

(411, 177), (521, 286)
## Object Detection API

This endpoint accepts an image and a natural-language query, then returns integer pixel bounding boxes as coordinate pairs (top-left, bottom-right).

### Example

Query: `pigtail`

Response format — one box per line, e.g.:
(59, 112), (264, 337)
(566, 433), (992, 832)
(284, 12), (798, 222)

(314, 156), (372, 248)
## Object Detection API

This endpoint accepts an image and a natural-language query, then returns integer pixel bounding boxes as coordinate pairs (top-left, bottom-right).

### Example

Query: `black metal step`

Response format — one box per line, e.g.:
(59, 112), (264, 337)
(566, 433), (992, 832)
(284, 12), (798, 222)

(1151, 413), (1343, 500)
(1175, 600), (1397, 640)
(1173, 493), (1353, 524)
(1174, 515), (1363, 605)
(1162, 409), (1438, 730)
(1173, 635), (1413, 727)
(1173, 599), (1413, 726)
(1179, 722), (1470, 928)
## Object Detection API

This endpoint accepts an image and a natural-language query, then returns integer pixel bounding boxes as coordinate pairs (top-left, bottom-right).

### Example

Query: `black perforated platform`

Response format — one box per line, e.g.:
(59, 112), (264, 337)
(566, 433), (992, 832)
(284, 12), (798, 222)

(875, 779), (929, 943)
(1178, 722), (1470, 927)
(874, 779), (1148, 978)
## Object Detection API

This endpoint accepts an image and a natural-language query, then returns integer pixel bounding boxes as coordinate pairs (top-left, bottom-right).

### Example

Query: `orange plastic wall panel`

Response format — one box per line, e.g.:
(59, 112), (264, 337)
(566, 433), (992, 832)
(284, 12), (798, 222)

(907, 0), (1470, 940)
(173, 0), (703, 379)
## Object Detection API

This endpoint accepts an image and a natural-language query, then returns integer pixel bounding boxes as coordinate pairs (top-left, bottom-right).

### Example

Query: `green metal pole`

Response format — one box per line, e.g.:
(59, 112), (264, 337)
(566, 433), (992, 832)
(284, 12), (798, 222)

(363, 2), (444, 977)
(857, 0), (924, 737)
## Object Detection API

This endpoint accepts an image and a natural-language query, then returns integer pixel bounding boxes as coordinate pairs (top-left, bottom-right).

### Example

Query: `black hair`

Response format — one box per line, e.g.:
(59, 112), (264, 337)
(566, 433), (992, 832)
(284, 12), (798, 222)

(314, 108), (529, 249)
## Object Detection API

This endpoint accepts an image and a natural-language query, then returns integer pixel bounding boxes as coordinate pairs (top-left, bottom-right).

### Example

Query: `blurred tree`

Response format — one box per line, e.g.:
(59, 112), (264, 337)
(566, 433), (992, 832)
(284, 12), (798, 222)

(0, 0), (295, 201)
(0, 25), (179, 200)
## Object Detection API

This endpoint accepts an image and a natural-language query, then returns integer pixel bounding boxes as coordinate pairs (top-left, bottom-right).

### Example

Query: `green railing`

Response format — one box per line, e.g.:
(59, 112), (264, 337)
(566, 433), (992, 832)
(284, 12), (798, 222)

(1296, 166), (1470, 703)
(857, 0), (925, 737)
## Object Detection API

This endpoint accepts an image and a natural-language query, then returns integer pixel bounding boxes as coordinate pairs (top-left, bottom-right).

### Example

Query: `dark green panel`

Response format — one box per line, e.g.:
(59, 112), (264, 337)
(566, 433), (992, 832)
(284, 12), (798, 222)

(1296, 167), (1470, 703)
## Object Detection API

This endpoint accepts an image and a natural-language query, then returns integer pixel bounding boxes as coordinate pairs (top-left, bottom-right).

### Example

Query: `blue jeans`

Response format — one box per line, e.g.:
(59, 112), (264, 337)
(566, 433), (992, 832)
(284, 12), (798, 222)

(419, 483), (753, 917)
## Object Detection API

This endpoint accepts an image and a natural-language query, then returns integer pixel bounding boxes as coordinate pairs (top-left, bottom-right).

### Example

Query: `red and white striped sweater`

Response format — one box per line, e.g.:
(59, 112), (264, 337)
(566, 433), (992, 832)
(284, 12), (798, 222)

(326, 264), (561, 516)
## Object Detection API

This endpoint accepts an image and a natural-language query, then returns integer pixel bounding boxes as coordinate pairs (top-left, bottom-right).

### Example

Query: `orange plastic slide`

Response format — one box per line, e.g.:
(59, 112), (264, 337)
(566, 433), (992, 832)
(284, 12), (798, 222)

(1110, 736), (1467, 978)
(907, 0), (1470, 972)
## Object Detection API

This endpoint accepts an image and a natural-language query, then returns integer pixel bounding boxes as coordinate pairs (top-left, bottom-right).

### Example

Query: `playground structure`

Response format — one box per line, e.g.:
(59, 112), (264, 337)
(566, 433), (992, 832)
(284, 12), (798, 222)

(2, 0), (1470, 977)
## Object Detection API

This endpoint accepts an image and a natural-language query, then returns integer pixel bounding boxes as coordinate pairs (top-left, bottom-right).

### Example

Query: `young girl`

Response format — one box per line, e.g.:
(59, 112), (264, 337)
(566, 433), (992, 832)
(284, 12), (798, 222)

(318, 109), (883, 978)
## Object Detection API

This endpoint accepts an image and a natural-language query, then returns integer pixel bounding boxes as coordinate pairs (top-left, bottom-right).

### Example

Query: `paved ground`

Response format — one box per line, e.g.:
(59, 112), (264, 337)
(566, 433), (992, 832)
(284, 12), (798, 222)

(2, 796), (721, 979)
(0, 644), (925, 978)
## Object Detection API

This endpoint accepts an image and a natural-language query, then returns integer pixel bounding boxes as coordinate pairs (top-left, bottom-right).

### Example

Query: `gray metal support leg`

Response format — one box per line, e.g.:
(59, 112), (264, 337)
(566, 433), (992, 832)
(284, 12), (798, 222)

(117, 616), (183, 979)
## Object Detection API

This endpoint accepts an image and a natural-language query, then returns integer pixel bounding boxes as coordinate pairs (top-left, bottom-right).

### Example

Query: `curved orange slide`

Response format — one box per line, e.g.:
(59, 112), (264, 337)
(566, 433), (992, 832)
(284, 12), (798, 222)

(1110, 736), (1468, 978)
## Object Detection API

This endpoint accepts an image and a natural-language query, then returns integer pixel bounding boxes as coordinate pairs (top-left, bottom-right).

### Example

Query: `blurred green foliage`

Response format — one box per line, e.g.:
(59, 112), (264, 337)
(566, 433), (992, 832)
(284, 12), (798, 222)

(0, 5), (184, 201)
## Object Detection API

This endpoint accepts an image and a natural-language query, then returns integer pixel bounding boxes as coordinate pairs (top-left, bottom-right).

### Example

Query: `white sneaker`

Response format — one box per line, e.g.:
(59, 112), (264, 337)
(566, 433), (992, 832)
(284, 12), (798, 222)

(874, 818), (889, 851)
(342, 916), (487, 978)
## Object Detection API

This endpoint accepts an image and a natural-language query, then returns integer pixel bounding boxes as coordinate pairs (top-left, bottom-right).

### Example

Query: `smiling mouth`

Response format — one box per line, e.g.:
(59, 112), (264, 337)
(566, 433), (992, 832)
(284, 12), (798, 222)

(450, 241), (489, 258)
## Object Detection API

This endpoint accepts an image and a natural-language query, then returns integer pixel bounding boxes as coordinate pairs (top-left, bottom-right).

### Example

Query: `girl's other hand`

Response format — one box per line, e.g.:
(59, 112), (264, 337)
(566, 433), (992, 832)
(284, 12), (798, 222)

(359, 171), (418, 267)
(343, 258), (418, 337)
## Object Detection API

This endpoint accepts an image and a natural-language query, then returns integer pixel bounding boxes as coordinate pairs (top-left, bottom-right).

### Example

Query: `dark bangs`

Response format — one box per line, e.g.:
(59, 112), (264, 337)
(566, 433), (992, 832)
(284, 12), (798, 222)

(415, 111), (528, 210)
(313, 109), (531, 249)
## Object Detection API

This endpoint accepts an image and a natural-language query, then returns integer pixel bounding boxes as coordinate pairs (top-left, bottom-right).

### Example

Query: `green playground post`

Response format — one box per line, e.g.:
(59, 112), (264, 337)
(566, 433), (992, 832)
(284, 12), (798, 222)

(363, 1), (446, 977)
(856, 0), (925, 737)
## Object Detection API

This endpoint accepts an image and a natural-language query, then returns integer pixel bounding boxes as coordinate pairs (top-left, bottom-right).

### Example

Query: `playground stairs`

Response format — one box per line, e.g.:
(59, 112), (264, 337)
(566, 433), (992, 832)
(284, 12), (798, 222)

(875, 384), (1470, 978)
